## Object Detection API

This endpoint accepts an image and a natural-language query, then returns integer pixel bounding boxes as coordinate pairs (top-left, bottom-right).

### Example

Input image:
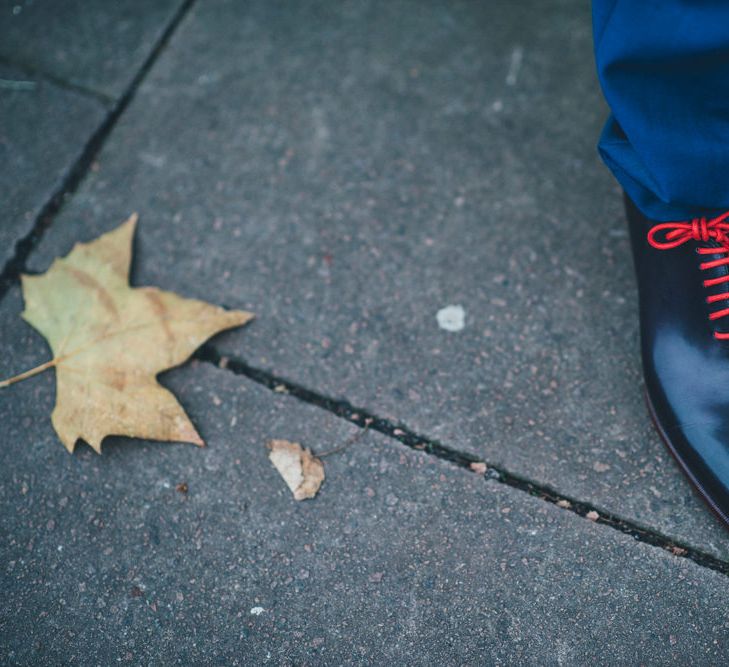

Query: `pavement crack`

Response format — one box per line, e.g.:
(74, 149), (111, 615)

(0, 55), (115, 105)
(195, 343), (729, 579)
(0, 0), (197, 306)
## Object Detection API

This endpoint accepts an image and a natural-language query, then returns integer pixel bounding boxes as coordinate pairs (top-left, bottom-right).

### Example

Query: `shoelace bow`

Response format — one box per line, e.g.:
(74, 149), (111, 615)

(647, 211), (729, 340)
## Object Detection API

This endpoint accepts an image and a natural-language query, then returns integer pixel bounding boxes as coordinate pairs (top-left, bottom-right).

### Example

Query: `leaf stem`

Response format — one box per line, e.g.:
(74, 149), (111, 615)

(0, 359), (57, 388)
(317, 418), (373, 458)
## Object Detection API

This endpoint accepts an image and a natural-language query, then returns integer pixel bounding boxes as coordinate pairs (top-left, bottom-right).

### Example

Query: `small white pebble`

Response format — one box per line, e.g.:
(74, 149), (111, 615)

(437, 305), (465, 332)
(250, 606), (265, 616)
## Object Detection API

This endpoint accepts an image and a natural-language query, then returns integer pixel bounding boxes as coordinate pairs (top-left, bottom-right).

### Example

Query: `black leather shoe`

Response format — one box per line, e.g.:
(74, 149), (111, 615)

(626, 195), (729, 527)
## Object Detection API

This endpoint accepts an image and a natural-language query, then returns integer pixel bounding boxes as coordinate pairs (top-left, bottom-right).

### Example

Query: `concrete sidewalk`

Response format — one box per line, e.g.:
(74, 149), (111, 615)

(2, 1), (729, 664)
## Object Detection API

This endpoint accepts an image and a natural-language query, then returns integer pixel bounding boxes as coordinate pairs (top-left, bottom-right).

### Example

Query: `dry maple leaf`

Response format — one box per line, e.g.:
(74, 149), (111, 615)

(1, 214), (253, 453)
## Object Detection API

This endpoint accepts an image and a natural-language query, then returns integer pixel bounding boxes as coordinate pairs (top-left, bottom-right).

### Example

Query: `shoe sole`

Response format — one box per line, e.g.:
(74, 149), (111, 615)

(643, 388), (729, 530)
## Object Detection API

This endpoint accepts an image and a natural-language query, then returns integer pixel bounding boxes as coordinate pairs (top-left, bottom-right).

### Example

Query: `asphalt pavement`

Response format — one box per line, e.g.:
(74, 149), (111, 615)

(1, 1), (728, 664)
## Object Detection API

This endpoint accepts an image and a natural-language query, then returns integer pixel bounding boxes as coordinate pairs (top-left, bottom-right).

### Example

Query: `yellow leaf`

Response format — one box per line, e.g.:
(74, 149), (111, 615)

(10, 214), (253, 453)
(267, 439), (325, 500)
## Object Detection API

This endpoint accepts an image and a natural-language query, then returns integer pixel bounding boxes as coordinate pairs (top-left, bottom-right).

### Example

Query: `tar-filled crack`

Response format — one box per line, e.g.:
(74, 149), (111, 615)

(195, 344), (729, 579)
(0, 0), (197, 305)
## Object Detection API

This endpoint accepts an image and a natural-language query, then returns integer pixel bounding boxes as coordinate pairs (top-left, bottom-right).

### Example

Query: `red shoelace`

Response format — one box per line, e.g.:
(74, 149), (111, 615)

(647, 212), (729, 340)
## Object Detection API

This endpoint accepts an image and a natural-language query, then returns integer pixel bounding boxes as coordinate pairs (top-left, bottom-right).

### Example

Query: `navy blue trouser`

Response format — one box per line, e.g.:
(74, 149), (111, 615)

(592, 1), (729, 222)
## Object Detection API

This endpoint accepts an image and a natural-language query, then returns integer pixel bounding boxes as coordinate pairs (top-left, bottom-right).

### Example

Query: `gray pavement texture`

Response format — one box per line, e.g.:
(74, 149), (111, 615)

(0, 0), (186, 268)
(0, 63), (105, 268)
(0, 0), (185, 100)
(2, 0), (729, 664)
(2, 289), (729, 664)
